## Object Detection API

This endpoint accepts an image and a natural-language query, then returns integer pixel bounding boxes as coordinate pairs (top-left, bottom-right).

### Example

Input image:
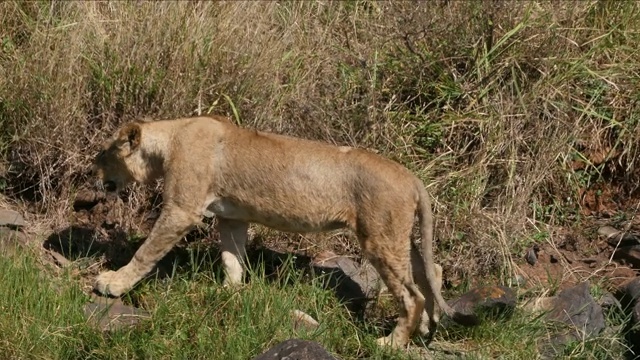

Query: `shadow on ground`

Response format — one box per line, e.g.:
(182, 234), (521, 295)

(43, 226), (376, 321)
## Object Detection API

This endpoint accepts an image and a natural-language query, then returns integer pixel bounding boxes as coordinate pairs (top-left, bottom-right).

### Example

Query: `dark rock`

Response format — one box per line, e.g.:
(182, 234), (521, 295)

(512, 274), (527, 287)
(84, 294), (150, 331)
(545, 282), (605, 334)
(525, 247), (537, 265)
(311, 251), (382, 313)
(619, 277), (640, 302)
(599, 226), (640, 247)
(446, 285), (517, 326)
(252, 339), (338, 360)
(613, 245), (640, 269)
(538, 282), (605, 359)
(617, 277), (640, 354)
(73, 189), (105, 211)
(0, 209), (26, 228)
(632, 300), (640, 324)
(598, 292), (621, 314)
(628, 305), (640, 358)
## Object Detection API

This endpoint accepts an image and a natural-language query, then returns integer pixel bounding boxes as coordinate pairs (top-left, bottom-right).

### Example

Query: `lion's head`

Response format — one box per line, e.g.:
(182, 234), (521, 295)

(92, 123), (142, 193)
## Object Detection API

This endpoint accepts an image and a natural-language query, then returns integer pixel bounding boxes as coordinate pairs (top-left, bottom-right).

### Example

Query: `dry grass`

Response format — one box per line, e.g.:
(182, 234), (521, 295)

(1, 0), (640, 285)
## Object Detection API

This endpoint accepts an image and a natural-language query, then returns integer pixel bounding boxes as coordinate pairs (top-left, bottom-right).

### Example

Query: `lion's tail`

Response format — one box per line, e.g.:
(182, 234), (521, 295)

(415, 182), (461, 322)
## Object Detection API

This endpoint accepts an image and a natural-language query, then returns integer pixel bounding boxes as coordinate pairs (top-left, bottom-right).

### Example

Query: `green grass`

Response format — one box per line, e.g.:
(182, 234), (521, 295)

(0, 246), (633, 359)
(0, 247), (414, 360)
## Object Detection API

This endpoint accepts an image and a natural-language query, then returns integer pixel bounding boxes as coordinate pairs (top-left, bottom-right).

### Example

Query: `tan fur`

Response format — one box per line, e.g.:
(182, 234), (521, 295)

(91, 115), (460, 347)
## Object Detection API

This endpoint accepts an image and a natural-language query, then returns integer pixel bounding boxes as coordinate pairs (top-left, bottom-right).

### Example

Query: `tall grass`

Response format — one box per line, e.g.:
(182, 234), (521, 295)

(1, 0), (639, 291)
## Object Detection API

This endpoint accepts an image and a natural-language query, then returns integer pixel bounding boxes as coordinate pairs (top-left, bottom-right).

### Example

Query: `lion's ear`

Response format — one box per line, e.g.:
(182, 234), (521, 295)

(117, 123), (141, 154)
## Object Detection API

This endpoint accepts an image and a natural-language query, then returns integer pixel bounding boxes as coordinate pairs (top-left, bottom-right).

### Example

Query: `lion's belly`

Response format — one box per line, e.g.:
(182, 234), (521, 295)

(204, 196), (349, 233)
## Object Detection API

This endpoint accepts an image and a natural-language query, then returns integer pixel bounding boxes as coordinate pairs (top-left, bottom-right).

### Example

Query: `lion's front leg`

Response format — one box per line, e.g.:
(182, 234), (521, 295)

(94, 206), (199, 297)
(218, 218), (249, 286)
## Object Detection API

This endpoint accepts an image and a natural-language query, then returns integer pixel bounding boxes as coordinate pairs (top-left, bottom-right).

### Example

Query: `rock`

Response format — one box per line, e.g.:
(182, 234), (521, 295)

(598, 292), (621, 314)
(0, 227), (27, 255)
(618, 277), (640, 302)
(512, 274), (527, 287)
(605, 266), (637, 288)
(599, 226), (640, 247)
(47, 249), (72, 268)
(0, 209), (26, 228)
(523, 296), (555, 313)
(537, 282), (605, 359)
(73, 189), (105, 211)
(632, 300), (640, 324)
(311, 251), (382, 313)
(616, 277), (640, 353)
(629, 301), (640, 357)
(613, 245), (640, 268)
(525, 247), (537, 266)
(84, 294), (150, 331)
(252, 339), (338, 360)
(291, 309), (319, 332)
(545, 282), (605, 334)
(445, 285), (517, 326)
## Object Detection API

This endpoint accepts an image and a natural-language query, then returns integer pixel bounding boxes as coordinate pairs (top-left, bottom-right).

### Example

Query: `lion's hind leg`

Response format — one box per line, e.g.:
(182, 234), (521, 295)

(410, 241), (443, 340)
(361, 234), (425, 348)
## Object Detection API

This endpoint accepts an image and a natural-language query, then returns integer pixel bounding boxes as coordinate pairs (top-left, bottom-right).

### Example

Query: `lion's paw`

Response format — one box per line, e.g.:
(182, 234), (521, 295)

(94, 270), (130, 297)
(376, 334), (405, 348)
(222, 277), (244, 289)
(417, 312), (438, 337)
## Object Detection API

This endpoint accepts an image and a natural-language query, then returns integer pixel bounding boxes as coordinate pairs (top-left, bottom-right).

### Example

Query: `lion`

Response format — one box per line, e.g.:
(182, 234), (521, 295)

(91, 114), (463, 348)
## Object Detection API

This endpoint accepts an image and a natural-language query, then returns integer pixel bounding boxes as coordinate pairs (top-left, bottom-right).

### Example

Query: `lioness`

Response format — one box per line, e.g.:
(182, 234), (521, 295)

(92, 115), (461, 347)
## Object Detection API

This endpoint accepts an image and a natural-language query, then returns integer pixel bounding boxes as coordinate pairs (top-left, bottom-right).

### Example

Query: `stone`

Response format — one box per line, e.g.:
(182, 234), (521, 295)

(0, 227), (27, 255)
(252, 339), (338, 360)
(630, 301), (640, 354)
(618, 277), (640, 302)
(599, 226), (640, 247)
(0, 209), (26, 227)
(73, 189), (105, 211)
(525, 247), (537, 265)
(311, 251), (382, 313)
(545, 282), (605, 334)
(47, 249), (71, 268)
(613, 245), (640, 269)
(616, 277), (640, 353)
(537, 282), (605, 359)
(84, 294), (150, 331)
(445, 285), (517, 326)
(523, 296), (555, 313)
(598, 292), (621, 314)
(512, 274), (527, 287)
(632, 300), (640, 324)
(291, 309), (319, 332)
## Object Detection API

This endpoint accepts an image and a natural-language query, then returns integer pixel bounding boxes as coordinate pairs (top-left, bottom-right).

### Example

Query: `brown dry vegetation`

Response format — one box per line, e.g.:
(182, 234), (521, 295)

(1, 1), (640, 288)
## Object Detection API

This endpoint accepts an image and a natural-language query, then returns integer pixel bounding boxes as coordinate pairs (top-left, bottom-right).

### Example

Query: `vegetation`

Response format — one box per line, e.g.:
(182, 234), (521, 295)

(0, 1), (639, 358)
